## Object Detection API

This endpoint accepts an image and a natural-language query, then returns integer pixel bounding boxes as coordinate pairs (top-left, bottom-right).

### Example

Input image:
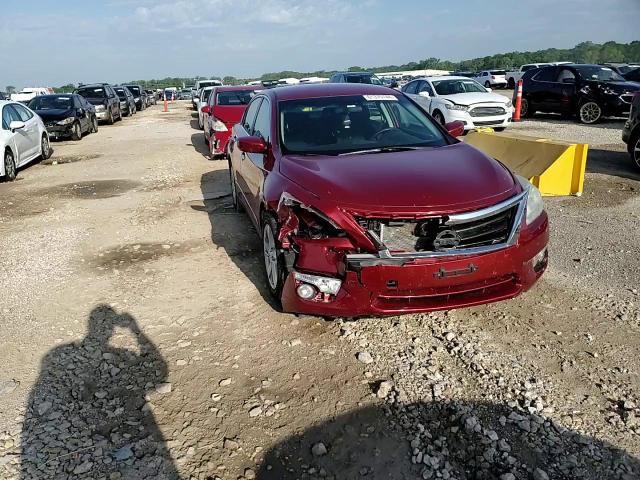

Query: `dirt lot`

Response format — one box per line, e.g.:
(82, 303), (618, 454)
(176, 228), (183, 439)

(0, 102), (638, 480)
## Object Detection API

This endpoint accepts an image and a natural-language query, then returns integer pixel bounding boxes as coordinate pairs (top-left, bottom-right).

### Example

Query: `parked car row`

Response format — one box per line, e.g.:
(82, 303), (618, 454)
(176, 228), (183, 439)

(2, 81), (158, 182)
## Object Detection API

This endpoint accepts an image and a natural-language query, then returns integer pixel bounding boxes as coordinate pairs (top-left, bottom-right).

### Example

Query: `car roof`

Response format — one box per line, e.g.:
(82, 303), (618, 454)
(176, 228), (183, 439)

(423, 76), (478, 82)
(32, 94), (76, 98)
(77, 84), (109, 88)
(215, 85), (261, 92)
(259, 83), (400, 102)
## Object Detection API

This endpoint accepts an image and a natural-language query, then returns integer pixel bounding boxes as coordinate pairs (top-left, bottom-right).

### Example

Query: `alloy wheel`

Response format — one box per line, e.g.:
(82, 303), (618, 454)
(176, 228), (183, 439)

(520, 98), (529, 117)
(579, 102), (601, 124)
(4, 150), (16, 181)
(41, 135), (50, 159)
(263, 224), (278, 290)
(634, 137), (640, 169)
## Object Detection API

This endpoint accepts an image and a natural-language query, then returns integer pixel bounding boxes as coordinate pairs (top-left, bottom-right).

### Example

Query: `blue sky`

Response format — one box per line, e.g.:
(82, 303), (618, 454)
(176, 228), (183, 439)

(1, 0), (638, 88)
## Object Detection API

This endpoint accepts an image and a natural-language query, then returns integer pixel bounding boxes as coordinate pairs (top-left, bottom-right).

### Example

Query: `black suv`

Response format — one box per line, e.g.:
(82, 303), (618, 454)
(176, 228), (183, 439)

(622, 93), (640, 170)
(123, 85), (147, 111)
(518, 64), (640, 124)
(329, 72), (387, 86)
(74, 83), (122, 124)
(114, 86), (137, 117)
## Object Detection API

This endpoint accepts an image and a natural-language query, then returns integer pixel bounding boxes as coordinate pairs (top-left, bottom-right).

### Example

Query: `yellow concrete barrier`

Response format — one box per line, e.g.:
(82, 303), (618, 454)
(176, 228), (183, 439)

(465, 131), (588, 196)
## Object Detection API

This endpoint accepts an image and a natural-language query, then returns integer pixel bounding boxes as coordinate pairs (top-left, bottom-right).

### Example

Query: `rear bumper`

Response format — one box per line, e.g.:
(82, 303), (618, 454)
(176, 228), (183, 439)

(281, 214), (549, 317)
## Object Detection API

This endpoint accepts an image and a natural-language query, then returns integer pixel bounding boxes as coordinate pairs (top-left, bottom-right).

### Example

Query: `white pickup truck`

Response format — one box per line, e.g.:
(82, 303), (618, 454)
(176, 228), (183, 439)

(10, 87), (54, 103)
(506, 62), (573, 88)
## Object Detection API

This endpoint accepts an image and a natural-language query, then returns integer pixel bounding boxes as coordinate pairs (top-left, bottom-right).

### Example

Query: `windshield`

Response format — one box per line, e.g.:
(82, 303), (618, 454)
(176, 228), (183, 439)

(279, 94), (448, 156)
(126, 86), (141, 95)
(114, 88), (127, 98)
(575, 66), (625, 82)
(216, 90), (257, 105)
(76, 87), (106, 98)
(29, 96), (72, 110)
(432, 79), (487, 95)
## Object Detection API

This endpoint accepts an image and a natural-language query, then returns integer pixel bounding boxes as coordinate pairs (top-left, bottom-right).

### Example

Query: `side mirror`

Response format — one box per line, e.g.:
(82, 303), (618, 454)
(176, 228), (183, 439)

(201, 105), (210, 114)
(445, 121), (465, 138)
(485, 87), (492, 92)
(9, 120), (26, 132)
(418, 91), (430, 98)
(237, 135), (267, 154)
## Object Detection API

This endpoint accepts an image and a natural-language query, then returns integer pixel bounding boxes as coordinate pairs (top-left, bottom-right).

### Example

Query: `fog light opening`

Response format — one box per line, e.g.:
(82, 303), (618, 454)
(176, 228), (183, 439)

(296, 283), (317, 300)
(533, 248), (548, 273)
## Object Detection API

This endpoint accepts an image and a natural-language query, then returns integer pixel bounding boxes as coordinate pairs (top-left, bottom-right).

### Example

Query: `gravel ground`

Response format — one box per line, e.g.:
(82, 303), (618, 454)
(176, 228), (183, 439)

(0, 100), (638, 479)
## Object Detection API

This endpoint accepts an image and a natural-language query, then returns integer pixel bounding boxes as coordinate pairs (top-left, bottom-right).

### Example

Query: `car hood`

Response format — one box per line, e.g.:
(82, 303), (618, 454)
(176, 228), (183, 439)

(591, 80), (640, 93)
(279, 143), (519, 214)
(34, 109), (73, 121)
(439, 92), (509, 106)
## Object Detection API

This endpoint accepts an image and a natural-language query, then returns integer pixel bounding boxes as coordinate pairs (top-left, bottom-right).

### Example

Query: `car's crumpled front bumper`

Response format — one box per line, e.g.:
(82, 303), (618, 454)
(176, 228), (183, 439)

(280, 211), (549, 318)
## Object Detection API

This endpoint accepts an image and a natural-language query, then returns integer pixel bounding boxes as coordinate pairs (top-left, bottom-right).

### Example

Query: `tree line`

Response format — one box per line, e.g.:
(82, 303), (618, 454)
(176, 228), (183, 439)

(11, 40), (637, 93)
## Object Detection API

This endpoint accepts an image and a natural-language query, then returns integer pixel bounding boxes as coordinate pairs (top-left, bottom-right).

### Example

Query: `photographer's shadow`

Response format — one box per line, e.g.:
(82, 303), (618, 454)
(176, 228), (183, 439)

(20, 305), (179, 479)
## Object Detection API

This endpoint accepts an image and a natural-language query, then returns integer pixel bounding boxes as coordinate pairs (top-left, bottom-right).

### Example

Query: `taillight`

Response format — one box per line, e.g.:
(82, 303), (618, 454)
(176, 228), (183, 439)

(213, 119), (228, 132)
(491, 76), (496, 80)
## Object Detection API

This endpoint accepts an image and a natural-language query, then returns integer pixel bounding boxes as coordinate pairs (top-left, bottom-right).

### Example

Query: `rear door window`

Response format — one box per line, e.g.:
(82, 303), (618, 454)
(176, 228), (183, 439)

(533, 67), (559, 82)
(242, 98), (262, 134)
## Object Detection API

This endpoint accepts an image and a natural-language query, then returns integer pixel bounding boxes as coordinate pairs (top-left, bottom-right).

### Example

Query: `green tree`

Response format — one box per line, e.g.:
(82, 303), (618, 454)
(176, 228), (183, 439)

(6, 86), (16, 94)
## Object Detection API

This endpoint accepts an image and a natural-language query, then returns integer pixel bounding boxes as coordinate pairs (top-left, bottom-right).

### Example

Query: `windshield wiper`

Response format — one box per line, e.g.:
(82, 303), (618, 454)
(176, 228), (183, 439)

(338, 146), (422, 156)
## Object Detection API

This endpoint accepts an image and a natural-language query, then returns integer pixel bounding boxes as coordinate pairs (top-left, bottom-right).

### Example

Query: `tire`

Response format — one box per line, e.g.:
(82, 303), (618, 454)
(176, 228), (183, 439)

(3, 149), (17, 182)
(628, 130), (640, 171)
(90, 116), (98, 133)
(485, 81), (491, 88)
(71, 121), (82, 141)
(228, 161), (242, 212)
(116, 107), (122, 122)
(107, 109), (114, 125)
(494, 127), (506, 132)
(41, 135), (51, 159)
(520, 98), (532, 118)
(578, 101), (602, 124)
(507, 78), (515, 89)
(433, 111), (445, 125)
(262, 213), (285, 302)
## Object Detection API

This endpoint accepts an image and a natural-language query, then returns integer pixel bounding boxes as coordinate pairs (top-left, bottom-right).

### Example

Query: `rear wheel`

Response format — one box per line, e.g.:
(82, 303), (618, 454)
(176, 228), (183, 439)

(262, 214), (285, 302)
(71, 121), (82, 141)
(3, 149), (16, 181)
(507, 78), (515, 89)
(484, 81), (491, 88)
(628, 130), (640, 171)
(41, 135), (51, 159)
(578, 101), (602, 124)
(520, 98), (532, 118)
(107, 109), (114, 125)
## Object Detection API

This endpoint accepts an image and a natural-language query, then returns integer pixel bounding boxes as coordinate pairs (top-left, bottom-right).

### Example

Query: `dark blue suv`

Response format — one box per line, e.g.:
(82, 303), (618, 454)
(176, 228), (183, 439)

(622, 93), (640, 170)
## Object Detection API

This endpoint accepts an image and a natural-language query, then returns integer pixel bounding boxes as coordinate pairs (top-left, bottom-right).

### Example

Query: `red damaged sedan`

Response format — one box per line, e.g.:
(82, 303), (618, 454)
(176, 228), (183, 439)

(228, 83), (549, 317)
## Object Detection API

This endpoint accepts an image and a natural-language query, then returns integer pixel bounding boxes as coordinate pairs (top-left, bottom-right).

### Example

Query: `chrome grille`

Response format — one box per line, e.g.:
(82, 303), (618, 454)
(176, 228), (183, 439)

(357, 206), (517, 253)
(621, 94), (634, 104)
(470, 106), (506, 117)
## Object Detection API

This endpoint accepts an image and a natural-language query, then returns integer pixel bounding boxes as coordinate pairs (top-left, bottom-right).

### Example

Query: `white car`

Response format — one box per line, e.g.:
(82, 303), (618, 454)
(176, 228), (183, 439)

(1, 100), (51, 181)
(196, 86), (215, 129)
(401, 76), (514, 131)
(474, 70), (508, 89)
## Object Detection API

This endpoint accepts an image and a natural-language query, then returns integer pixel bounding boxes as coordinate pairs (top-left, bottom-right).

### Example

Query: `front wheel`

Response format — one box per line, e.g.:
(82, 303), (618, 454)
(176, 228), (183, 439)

(107, 109), (114, 125)
(628, 130), (640, 171)
(262, 214), (285, 302)
(3, 149), (17, 181)
(90, 116), (98, 133)
(520, 98), (532, 118)
(484, 81), (491, 88)
(433, 111), (445, 125)
(71, 121), (82, 141)
(578, 101), (602, 124)
(228, 161), (242, 212)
